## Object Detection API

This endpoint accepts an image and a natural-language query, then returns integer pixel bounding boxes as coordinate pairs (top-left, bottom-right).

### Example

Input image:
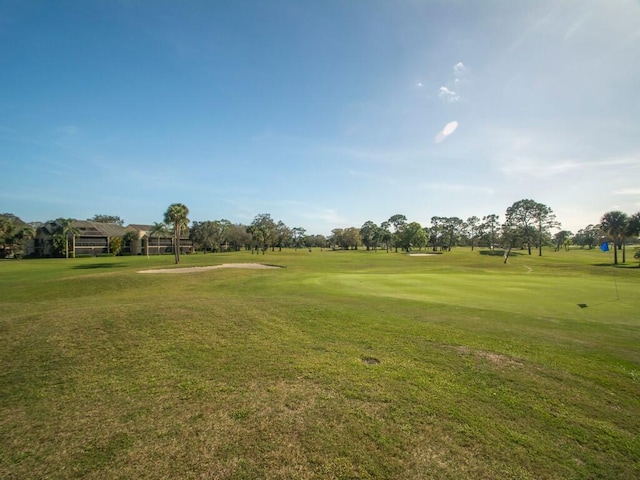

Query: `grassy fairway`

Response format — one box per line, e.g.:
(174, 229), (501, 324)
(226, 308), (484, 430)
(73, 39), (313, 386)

(1, 249), (639, 479)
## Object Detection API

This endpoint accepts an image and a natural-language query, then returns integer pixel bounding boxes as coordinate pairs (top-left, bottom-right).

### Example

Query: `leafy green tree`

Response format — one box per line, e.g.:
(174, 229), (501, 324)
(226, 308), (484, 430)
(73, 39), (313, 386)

(429, 216), (446, 251)
(343, 227), (361, 250)
(109, 236), (124, 256)
(504, 199), (556, 256)
(466, 216), (481, 251)
(600, 211), (629, 265)
(379, 221), (392, 252)
(164, 203), (190, 264)
(624, 212), (640, 263)
(481, 214), (500, 250)
(277, 221), (293, 251)
(10, 225), (35, 259)
(88, 214), (124, 226)
(123, 231), (138, 255)
(0, 214), (18, 256)
(251, 213), (277, 253)
(226, 223), (251, 251)
(388, 214), (407, 252)
(533, 203), (559, 256)
(443, 217), (464, 251)
(306, 234), (328, 250)
(53, 218), (80, 258)
(291, 227), (306, 250)
(398, 221), (428, 251)
(360, 221), (378, 251)
(190, 220), (226, 253)
(553, 230), (573, 251)
(573, 225), (600, 249)
(504, 200), (538, 255)
(628, 213), (640, 239)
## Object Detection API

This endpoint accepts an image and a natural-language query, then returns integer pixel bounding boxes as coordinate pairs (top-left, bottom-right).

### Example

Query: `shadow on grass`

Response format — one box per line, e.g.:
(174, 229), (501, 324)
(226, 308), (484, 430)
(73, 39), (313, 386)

(592, 263), (640, 268)
(577, 299), (621, 308)
(72, 263), (127, 270)
(478, 250), (524, 257)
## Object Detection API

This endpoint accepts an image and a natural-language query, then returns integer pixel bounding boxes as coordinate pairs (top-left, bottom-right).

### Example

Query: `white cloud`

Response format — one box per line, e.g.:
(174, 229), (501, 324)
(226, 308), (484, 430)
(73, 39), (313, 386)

(438, 61), (467, 103)
(438, 86), (460, 103)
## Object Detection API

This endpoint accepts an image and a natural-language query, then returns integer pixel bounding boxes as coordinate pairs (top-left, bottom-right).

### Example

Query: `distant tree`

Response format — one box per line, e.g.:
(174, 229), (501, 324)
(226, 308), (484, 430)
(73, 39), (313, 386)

(306, 234), (328, 250)
(533, 203), (559, 256)
(481, 214), (500, 250)
(344, 227), (361, 249)
(634, 247), (640, 268)
(163, 203), (190, 264)
(53, 218), (80, 259)
(109, 236), (124, 256)
(628, 213), (640, 240)
(360, 221), (378, 251)
(226, 223), (251, 251)
(388, 214), (407, 252)
(190, 220), (229, 253)
(504, 199), (556, 256)
(442, 217), (464, 251)
(122, 230), (138, 255)
(466, 216), (481, 251)
(331, 228), (344, 249)
(250, 214), (277, 253)
(429, 216), (446, 251)
(0, 214), (18, 256)
(379, 221), (392, 252)
(553, 230), (573, 251)
(600, 211), (629, 265)
(0, 214), (36, 258)
(190, 221), (209, 253)
(277, 221), (293, 251)
(149, 222), (169, 255)
(573, 224), (601, 249)
(398, 222), (428, 251)
(10, 224), (35, 259)
(88, 214), (124, 226)
(291, 227), (306, 250)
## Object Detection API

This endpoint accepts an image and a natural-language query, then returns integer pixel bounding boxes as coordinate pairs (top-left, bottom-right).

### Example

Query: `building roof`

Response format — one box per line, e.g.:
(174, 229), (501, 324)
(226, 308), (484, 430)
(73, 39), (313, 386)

(126, 224), (154, 232)
(71, 220), (127, 237)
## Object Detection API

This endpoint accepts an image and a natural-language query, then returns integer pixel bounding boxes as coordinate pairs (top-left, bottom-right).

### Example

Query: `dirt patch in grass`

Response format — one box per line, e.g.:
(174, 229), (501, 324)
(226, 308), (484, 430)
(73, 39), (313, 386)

(456, 346), (523, 368)
(138, 263), (282, 274)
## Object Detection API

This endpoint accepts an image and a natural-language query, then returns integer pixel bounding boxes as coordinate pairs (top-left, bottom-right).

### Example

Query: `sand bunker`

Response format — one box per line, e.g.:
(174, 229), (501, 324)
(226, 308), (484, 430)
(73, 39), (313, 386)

(407, 253), (437, 257)
(138, 263), (280, 274)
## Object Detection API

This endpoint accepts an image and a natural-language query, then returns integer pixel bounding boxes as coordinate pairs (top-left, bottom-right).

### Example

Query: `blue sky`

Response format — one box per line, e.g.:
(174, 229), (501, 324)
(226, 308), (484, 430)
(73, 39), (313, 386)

(1, 0), (639, 234)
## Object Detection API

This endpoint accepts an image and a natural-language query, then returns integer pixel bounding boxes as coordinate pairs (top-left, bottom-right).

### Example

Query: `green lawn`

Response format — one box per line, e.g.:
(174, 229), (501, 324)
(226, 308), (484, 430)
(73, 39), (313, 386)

(1, 248), (639, 479)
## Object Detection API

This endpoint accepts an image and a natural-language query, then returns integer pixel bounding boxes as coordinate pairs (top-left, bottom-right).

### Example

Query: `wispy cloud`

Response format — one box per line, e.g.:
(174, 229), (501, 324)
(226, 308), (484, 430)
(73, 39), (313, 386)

(438, 86), (460, 103)
(500, 155), (640, 178)
(613, 188), (640, 196)
(438, 61), (467, 103)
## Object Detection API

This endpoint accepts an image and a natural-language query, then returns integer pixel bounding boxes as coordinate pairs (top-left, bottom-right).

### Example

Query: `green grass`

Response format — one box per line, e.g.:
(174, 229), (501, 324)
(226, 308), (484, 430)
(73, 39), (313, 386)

(1, 248), (639, 479)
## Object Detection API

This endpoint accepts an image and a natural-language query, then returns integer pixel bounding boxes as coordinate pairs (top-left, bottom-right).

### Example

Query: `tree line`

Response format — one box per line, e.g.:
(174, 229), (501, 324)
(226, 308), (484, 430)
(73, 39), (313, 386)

(1, 199), (639, 264)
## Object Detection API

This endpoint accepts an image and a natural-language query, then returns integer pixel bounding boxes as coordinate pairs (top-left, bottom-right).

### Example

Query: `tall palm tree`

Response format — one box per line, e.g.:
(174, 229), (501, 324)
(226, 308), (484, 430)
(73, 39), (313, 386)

(148, 222), (169, 256)
(163, 204), (189, 264)
(600, 211), (629, 265)
(54, 218), (80, 258)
